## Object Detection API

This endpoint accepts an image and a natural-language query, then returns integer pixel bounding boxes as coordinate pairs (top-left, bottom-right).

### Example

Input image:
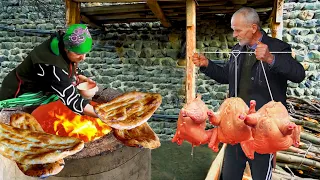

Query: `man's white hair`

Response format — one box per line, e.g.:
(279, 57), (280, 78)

(232, 7), (261, 27)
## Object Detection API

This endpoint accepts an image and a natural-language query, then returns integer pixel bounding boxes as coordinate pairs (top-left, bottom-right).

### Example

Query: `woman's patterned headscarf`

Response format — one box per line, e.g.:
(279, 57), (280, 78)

(50, 24), (92, 56)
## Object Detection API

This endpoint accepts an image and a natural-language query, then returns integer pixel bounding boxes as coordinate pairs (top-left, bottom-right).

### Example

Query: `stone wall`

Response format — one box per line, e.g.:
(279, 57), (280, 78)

(283, 0), (320, 98)
(0, 0), (319, 141)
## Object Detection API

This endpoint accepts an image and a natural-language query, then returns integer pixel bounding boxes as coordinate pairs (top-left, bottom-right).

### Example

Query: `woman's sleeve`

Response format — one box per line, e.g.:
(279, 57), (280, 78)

(35, 63), (90, 114)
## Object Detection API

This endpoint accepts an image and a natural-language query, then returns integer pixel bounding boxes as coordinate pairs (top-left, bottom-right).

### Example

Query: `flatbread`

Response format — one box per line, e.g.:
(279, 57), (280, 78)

(0, 122), (84, 164)
(10, 112), (65, 178)
(113, 122), (160, 149)
(94, 91), (162, 130)
(16, 159), (65, 178)
(10, 112), (44, 132)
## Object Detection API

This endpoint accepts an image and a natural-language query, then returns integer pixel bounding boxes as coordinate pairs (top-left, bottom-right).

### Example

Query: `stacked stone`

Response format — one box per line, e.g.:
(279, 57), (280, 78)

(0, 0), (65, 87)
(80, 23), (186, 115)
(283, 0), (320, 99)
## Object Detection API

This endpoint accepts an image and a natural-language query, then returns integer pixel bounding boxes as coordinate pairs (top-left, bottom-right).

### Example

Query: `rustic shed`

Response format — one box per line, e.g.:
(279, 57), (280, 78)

(64, 0), (284, 102)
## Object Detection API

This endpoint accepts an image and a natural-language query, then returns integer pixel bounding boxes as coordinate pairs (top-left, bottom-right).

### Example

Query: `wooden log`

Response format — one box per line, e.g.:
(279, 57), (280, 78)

(185, 0), (196, 103)
(287, 101), (319, 112)
(277, 162), (320, 179)
(277, 162), (320, 174)
(290, 118), (320, 133)
(287, 146), (320, 158)
(287, 96), (320, 112)
(295, 111), (320, 121)
(276, 152), (320, 169)
(299, 142), (320, 154)
(300, 131), (320, 145)
(280, 150), (320, 161)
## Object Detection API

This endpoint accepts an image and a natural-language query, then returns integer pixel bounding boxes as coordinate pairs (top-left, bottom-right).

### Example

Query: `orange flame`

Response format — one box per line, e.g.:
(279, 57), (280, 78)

(49, 111), (112, 142)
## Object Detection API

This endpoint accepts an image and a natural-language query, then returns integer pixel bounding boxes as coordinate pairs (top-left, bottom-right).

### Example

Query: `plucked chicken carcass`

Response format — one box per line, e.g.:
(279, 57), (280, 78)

(239, 101), (301, 159)
(207, 97), (256, 152)
(172, 94), (213, 146)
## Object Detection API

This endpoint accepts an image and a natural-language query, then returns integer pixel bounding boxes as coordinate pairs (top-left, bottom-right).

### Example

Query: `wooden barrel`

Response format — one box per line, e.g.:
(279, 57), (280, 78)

(0, 146), (151, 180)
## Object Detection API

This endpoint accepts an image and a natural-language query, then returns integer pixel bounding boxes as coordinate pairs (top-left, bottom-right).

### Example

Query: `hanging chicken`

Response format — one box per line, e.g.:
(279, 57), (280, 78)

(207, 97), (256, 152)
(172, 94), (213, 146)
(239, 101), (301, 159)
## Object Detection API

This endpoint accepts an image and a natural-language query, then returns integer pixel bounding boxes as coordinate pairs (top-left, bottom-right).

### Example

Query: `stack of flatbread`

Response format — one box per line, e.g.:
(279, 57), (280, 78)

(0, 113), (84, 178)
(94, 91), (162, 149)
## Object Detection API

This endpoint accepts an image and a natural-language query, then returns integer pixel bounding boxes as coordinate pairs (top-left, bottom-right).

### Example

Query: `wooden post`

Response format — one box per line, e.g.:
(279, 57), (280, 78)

(66, 0), (81, 26)
(271, 0), (284, 40)
(186, 0), (196, 103)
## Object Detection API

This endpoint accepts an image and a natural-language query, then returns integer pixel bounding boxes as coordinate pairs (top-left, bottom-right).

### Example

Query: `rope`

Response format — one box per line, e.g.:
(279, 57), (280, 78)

(260, 61), (274, 101)
(298, 141), (313, 168)
(231, 50), (241, 97)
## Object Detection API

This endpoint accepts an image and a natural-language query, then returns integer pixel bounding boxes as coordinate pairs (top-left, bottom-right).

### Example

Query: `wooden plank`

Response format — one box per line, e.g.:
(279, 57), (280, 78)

(66, 0), (81, 25)
(92, 12), (155, 21)
(99, 18), (158, 24)
(186, 0), (196, 103)
(74, 0), (185, 2)
(81, 15), (103, 29)
(81, 4), (148, 15)
(146, 0), (171, 27)
(231, 0), (247, 5)
(270, 0), (284, 40)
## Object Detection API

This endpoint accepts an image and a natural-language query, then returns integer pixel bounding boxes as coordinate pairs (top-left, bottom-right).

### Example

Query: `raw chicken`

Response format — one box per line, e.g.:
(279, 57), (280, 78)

(172, 94), (213, 146)
(239, 101), (301, 159)
(207, 97), (256, 152)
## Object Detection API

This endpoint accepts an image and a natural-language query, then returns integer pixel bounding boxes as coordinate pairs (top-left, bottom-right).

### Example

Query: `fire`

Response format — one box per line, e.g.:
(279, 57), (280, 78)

(50, 111), (112, 142)
(31, 100), (112, 142)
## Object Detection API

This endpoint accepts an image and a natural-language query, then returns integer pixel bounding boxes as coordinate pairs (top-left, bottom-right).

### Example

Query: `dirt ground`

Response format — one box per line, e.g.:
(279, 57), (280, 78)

(151, 141), (217, 180)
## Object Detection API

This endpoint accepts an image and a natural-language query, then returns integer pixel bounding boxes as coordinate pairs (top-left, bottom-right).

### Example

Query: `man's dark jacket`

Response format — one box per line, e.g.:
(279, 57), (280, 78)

(200, 31), (305, 110)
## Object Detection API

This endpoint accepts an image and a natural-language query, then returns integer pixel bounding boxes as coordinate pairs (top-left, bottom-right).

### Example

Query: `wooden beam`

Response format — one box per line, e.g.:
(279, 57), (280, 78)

(65, 0), (81, 25)
(231, 0), (247, 5)
(99, 18), (158, 24)
(270, 0), (284, 40)
(74, 0), (144, 2)
(92, 12), (155, 21)
(186, 0), (196, 103)
(146, 0), (171, 27)
(81, 4), (148, 15)
(74, 0), (185, 2)
(81, 15), (102, 29)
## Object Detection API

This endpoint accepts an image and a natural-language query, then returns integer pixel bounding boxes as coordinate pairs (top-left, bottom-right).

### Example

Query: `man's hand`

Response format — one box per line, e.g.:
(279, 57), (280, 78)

(192, 53), (209, 67)
(255, 41), (274, 64)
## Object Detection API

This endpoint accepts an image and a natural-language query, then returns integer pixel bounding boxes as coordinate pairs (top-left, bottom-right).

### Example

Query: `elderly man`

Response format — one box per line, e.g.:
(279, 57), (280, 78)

(192, 7), (305, 180)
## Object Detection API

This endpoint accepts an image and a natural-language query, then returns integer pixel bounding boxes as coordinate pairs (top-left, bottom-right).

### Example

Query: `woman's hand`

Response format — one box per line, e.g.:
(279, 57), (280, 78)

(78, 75), (95, 84)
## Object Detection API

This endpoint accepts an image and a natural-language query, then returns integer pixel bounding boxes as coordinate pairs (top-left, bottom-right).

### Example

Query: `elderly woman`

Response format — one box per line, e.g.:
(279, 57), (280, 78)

(0, 24), (98, 117)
